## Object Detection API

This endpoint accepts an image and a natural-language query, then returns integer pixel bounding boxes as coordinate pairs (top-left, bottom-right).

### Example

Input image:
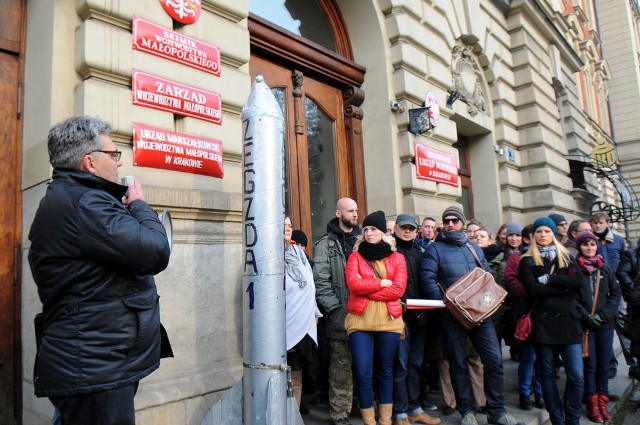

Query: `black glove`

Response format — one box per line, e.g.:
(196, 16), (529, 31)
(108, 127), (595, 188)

(586, 313), (603, 330)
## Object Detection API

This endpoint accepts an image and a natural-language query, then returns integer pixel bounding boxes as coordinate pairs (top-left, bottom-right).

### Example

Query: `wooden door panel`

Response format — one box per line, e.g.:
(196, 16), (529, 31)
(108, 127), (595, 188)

(0, 51), (20, 425)
(0, 0), (22, 52)
(250, 55), (346, 248)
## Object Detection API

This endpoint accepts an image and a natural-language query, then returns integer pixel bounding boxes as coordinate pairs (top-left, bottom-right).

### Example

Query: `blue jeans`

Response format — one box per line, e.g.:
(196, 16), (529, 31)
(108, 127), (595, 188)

(584, 328), (614, 396)
(349, 331), (401, 408)
(393, 321), (426, 417)
(518, 340), (542, 395)
(537, 343), (584, 425)
(441, 313), (505, 419)
(50, 383), (138, 425)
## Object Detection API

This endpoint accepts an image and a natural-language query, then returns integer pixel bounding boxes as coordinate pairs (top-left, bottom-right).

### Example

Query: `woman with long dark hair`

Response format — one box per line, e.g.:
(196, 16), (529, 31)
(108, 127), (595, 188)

(345, 210), (407, 425)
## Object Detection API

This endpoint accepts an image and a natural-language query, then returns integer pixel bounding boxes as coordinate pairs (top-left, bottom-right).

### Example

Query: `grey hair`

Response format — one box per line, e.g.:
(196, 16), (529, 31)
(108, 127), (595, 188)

(48, 115), (112, 169)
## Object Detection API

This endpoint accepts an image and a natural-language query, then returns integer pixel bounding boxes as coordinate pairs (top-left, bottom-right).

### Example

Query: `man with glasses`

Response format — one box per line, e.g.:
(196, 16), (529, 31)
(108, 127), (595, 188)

(548, 213), (569, 245)
(420, 206), (524, 425)
(28, 115), (172, 424)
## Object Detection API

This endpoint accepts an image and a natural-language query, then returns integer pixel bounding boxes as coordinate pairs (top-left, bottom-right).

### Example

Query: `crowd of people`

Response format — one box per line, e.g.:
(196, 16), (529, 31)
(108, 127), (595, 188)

(284, 197), (640, 425)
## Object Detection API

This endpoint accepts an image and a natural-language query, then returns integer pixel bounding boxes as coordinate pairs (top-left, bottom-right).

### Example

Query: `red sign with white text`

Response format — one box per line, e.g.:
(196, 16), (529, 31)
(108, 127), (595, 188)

(132, 17), (220, 76)
(132, 70), (222, 124)
(133, 123), (223, 178)
(415, 144), (459, 186)
(160, 0), (201, 25)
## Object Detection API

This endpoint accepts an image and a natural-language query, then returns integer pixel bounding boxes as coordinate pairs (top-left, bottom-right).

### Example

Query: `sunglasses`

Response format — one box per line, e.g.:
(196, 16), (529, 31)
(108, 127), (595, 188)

(443, 218), (460, 224)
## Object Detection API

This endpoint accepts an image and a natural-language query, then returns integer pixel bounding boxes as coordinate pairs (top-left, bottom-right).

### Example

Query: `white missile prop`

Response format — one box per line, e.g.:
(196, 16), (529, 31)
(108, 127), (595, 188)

(241, 75), (288, 424)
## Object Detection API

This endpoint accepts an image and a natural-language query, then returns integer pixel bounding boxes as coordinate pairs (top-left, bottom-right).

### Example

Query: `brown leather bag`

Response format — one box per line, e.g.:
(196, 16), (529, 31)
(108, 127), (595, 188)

(442, 244), (508, 329)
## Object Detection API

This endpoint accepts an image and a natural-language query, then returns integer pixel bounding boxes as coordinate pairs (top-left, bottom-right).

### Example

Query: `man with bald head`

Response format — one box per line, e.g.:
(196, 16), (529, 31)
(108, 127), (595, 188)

(314, 197), (361, 425)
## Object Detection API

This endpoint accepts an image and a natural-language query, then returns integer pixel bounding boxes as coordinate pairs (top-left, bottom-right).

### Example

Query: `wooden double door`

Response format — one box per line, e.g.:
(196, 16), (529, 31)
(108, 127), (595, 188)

(249, 14), (367, 251)
(0, 0), (25, 423)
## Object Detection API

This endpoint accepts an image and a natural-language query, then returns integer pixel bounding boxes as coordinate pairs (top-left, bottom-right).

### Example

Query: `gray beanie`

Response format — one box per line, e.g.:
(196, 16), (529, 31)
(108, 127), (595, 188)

(505, 222), (524, 236)
(442, 206), (466, 224)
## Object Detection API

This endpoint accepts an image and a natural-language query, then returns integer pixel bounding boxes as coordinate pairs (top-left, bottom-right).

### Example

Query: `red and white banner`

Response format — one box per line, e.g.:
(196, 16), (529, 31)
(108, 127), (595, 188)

(415, 144), (459, 186)
(132, 70), (222, 124)
(132, 17), (220, 76)
(133, 123), (223, 178)
(160, 0), (201, 25)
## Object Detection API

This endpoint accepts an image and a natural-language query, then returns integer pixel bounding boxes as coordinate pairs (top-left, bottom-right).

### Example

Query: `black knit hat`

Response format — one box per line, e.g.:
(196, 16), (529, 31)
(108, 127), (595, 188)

(291, 230), (308, 247)
(363, 210), (387, 233)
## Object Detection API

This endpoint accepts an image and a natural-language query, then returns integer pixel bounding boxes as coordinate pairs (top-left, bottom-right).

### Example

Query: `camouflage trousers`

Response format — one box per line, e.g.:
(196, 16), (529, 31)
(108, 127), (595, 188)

(329, 338), (353, 421)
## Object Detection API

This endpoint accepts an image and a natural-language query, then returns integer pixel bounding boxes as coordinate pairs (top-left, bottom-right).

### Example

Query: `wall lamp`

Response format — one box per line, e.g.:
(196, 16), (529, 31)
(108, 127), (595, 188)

(408, 106), (432, 135)
(446, 90), (461, 108)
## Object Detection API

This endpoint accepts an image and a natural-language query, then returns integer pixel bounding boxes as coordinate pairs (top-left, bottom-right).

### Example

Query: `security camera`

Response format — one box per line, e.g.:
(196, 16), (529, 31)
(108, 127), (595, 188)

(390, 100), (405, 113)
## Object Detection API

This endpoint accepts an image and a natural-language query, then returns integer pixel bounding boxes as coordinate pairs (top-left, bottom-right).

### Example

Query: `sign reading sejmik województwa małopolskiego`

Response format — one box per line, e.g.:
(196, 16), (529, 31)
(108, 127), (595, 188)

(133, 123), (223, 178)
(132, 17), (220, 76)
(132, 70), (222, 124)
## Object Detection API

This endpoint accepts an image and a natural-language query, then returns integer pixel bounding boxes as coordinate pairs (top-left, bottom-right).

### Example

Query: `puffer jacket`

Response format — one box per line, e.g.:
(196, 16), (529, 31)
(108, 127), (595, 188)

(28, 168), (171, 397)
(345, 250), (407, 318)
(518, 255), (582, 345)
(313, 219), (361, 340)
(419, 231), (490, 300)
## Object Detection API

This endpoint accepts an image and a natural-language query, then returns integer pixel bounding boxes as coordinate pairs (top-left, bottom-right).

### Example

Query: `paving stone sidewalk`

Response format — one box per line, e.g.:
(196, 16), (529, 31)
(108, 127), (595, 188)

(300, 343), (639, 425)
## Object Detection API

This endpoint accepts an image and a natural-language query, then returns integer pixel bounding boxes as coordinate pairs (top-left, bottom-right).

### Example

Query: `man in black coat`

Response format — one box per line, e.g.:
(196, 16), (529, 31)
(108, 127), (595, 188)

(616, 239), (640, 379)
(392, 213), (440, 425)
(29, 116), (172, 424)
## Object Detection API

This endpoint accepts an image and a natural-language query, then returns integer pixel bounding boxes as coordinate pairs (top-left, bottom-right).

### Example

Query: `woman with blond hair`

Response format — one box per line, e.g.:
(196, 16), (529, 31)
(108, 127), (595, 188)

(345, 210), (407, 425)
(518, 217), (583, 425)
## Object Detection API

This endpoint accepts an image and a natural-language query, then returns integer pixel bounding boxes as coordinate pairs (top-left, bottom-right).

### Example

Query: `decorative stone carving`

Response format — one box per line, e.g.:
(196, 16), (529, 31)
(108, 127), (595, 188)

(451, 45), (487, 116)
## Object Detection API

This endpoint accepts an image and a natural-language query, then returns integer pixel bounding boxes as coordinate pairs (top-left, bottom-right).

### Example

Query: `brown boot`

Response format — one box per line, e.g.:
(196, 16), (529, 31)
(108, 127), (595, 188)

(586, 395), (603, 423)
(360, 407), (376, 425)
(408, 411), (441, 424)
(598, 394), (612, 422)
(291, 370), (302, 408)
(378, 403), (393, 425)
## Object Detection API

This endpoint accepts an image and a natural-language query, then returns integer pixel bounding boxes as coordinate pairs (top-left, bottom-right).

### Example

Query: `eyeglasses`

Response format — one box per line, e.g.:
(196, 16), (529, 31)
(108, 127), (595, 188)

(443, 218), (460, 224)
(87, 150), (122, 161)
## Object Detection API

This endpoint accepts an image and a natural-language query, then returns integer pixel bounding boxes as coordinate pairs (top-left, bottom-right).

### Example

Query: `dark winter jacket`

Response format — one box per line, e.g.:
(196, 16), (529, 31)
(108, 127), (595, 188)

(576, 261), (621, 329)
(518, 255), (582, 345)
(596, 228), (626, 272)
(313, 218), (361, 340)
(28, 168), (171, 397)
(419, 231), (490, 300)
(395, 236), (427, 323)
(617, 248), (640, 355)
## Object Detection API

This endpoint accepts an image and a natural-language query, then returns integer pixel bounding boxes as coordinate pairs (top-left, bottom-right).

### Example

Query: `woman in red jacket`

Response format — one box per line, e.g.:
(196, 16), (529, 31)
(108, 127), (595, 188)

(345, 210), (407, 425)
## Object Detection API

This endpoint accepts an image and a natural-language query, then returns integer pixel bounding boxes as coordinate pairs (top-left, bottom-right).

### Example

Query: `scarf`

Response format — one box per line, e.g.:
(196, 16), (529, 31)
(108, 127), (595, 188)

(482, 244), (502, 262)
(538, 245), (557, 263)
(358, 240), (393, 260)
(578, 254), (604, 274)
(285, 244), (309, 288)
(394, 236), (414, 249)
(437, 230), (468, 246)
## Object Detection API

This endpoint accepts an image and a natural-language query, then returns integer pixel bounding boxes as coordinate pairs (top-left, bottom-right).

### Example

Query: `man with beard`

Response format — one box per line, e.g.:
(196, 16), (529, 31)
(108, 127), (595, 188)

(314, 198), (361, 425)
(420, 206), (524, 425)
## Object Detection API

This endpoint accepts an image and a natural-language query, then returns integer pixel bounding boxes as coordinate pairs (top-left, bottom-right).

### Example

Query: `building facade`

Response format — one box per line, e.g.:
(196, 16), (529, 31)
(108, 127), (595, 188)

(0, 0), (636, 423)
(598, 0), (640, 242)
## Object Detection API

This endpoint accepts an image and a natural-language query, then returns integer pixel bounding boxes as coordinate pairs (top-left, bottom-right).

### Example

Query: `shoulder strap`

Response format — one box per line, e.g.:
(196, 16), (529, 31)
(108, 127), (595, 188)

(366, 259), (381, 278)
(590, 269), (602, 315)
(465, 243), (483, 268)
